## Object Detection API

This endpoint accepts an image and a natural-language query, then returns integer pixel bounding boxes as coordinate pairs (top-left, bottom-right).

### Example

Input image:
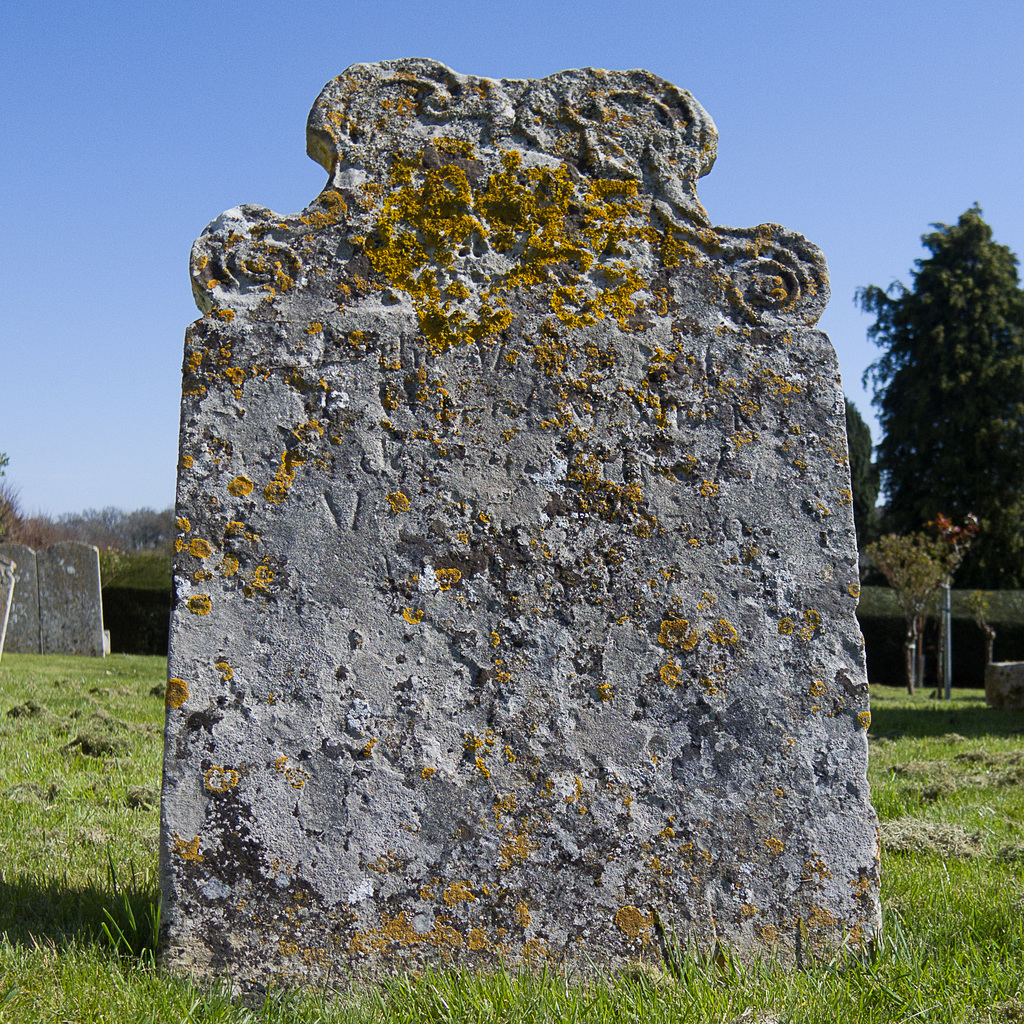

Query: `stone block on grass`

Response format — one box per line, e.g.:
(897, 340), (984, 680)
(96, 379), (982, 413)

(985, 662), (1024, 709)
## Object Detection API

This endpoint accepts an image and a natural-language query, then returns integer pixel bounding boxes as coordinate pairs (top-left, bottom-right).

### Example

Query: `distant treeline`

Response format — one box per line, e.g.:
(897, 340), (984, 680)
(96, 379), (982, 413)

(0, 492), (175, 557)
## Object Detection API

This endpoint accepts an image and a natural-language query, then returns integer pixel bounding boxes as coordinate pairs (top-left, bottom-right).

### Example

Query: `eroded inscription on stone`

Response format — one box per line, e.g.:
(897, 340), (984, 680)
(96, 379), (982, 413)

(161, 59), (880, 984)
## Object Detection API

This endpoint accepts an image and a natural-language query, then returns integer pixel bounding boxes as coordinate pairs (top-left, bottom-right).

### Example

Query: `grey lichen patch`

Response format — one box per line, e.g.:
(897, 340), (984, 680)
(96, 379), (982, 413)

(161, 59), (879, 990)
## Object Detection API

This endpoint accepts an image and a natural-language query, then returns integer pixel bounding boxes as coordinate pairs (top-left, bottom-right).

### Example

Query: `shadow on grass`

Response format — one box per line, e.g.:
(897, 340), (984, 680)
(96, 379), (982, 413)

(0, 867), (158, 956)
(870, 701), (1024, 740)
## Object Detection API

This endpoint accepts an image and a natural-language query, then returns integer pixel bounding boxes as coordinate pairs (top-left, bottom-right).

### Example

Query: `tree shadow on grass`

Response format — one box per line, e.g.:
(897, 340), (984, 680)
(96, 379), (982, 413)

(869, 701), (1024, 741)
(0, 867), (158, 955)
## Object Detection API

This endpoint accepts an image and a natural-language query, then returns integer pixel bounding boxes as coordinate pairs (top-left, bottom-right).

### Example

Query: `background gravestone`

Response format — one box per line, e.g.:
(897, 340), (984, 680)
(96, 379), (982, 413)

(36, 542), (106, 657)
(0, 556), (15, 663)
(161, 59), (880, 986)
(0, 543), (40, 654)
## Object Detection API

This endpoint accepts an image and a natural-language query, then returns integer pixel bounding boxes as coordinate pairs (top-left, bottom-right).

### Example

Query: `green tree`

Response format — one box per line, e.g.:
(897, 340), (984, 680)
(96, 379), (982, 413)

(859, 205), (1024, 587)
(966, 590), (997, 667)
(0, 454), (16, 541)
(865, 532), (953, 694)
(844, 398), (879, 549)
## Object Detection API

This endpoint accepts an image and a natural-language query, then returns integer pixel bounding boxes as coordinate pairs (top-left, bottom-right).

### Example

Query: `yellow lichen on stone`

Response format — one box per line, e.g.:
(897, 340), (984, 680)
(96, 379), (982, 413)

(252, 564), (275, 590)
(349, 912), (465, 956)
(386, 492), (411, 513)
(513, 901), (531, 927)
(660, 661), (682, 688)
(498, 828), (538, 870)
(521, 937), (551, 961)
(658, 617), (690, 646)
(189, 538), (213, 558)
(435, 567), (462, 590)
(188, 595), (211, 615)
(217, 554), (239, 577)
(265, 452), (306, 503)
(301, 189), (347, 230)
(227, 475), (254, 497)
(173, 834), (204, 862)
(292, 420), (324, 442)
(614, 905), (652, 938)
(273, 753), (310, 788)
(708, 618), (738, 645)
(443, 881), (476, 905)
(205, 766), (240, 792)
(361, 142), (653, 356)
(165, 677), (189, 708)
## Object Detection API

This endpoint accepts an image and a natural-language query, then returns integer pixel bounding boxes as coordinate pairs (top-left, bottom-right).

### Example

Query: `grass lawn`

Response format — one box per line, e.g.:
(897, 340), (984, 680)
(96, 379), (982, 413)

(1, 655), (1023, 1023)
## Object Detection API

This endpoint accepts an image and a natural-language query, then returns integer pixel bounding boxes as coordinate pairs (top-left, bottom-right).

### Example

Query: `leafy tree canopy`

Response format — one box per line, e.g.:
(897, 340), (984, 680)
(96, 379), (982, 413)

(0, 455), (14, 541)
(859, 205), (1024, 587)
(865, 531), (952, 693)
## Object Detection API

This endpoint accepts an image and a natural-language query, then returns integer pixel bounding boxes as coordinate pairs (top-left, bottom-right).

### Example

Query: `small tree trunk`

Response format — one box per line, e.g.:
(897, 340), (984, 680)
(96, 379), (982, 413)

(915, 616), (926, 692)
(905, 623), (916, 695)
(984, 626), (996, 666)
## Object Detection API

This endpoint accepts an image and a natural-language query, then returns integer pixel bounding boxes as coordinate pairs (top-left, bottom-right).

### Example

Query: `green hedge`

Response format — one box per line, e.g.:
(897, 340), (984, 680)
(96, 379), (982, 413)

(102, 587), (171, 656)
(98, 554), (172, 656)
(858, 587), (1024, 688)
(100, 552), (171, 590)
(97, 580), (1024, 681)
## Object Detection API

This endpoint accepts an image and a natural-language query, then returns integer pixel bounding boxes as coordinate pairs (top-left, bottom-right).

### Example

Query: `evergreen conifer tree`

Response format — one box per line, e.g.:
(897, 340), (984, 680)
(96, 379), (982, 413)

(844, 398), (879, 549)
(859, 206), (1024, 587)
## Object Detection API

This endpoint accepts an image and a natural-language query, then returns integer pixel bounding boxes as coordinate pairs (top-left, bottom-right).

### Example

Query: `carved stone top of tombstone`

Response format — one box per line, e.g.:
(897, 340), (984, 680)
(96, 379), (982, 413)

(37, 543), (105, 657)
(0, 543), (40, 655)
(161, 59), (879, 986)
(0, 556), (15, 663)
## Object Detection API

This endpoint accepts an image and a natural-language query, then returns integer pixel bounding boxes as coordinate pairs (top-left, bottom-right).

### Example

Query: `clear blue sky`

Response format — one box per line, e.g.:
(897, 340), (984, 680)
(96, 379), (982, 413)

(3, 0), (1022, 516)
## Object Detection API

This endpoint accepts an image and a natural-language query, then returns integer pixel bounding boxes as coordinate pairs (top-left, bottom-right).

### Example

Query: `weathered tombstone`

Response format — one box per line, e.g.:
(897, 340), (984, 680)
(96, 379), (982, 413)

(0, 556), (15, 663)
(36, 542), (106, 657)
(0, 543), (41, 654)
(161, 60), (880, 986)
